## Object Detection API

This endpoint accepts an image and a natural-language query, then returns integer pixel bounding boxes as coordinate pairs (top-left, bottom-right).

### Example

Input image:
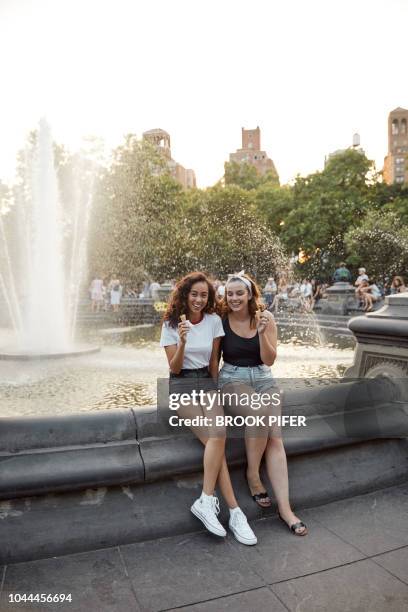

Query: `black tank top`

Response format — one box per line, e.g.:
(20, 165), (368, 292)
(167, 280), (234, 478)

(221, 317), (263, 366)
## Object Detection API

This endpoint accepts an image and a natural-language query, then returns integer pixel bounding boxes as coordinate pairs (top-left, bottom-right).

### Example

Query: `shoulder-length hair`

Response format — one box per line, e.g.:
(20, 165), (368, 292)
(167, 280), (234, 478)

(163, 272), (216, 328)
(219, 273), (265, 329)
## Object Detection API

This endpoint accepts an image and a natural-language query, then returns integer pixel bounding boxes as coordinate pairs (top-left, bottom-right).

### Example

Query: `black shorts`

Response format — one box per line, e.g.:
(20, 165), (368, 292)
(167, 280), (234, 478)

(169, 366), (217, 396)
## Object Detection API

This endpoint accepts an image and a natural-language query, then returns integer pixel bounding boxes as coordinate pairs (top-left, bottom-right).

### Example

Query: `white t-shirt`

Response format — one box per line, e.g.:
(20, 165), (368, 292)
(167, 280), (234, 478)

(160, 313), (225, 369)
(370, 284), (381, 298)
(300, 282), (313, 297)
(356, 274), (369, 285)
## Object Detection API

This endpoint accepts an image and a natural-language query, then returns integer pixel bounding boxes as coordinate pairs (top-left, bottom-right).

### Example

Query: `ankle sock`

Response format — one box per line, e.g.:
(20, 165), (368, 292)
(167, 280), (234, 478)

(229, 506), (240, 516)
(200, 491), (213, 501)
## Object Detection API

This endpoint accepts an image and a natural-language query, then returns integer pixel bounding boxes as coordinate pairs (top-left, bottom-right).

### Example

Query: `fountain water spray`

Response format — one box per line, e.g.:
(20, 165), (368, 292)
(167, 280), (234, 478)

(24, 119), (69, 352)
(0, 119), (98, 358)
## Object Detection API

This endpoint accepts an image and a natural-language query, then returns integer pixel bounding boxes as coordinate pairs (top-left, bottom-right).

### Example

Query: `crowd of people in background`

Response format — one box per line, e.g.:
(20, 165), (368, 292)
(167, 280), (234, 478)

(89, 267), (408, 315)
(89, 276), (123, 312)
(260, 265), (408, 314)
(88, 277), (176, 312)
(335, 263), (407, 312)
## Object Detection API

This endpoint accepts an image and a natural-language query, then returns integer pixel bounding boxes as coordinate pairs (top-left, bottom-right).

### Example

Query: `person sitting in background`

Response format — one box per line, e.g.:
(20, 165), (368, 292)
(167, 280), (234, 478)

(312, 279), (324, 305)
(333, 262), (351, 283)
(383, 279), (392, 296)
(391, 276), (407, 294)
(357, 279), (369, 306)
(300, 278), (313, 311)
(355, 267), (370, 303)
(354, 267), (369, 299)
(361, 279), (382, 312)
(355, 267), (368, 285)
(288, 281), (301, 298)
(271, 277), (289, 313)
(263, 277), (277, 308)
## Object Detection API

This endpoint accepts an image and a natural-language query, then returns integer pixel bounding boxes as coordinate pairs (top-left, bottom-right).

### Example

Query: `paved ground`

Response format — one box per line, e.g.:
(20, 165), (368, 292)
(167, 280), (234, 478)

(1, 482), (407, 612)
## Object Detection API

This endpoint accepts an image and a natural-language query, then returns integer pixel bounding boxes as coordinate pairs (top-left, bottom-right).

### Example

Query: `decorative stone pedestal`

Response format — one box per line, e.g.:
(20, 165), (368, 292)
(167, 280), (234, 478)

(318, 282), (357, 316)
(345, 294), (408, 377)
(157, 283), (173, 302)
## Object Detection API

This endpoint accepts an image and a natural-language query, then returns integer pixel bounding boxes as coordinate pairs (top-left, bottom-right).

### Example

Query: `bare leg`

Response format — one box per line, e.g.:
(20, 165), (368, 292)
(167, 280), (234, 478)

(222, 381), (270, 499)
(177, 397), (230, 501)
(245, 436), (268, 495)
(202, 437), (226, 495)
(264, 437), (306, 534)
(200, 438), (238, 508)
(365, 294), (373, 311)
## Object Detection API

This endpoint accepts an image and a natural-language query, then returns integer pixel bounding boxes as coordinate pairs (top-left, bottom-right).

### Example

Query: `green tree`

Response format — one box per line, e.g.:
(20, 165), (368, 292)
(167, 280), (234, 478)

(224, 161), (279, 190)
(272, 149), (376, 278)
(287, 150), (374, 251)
(88, 136), (191, 284)
(185, 185), (287, 281)
(344, 210), (408, 281)
(254, 183), (294, 237)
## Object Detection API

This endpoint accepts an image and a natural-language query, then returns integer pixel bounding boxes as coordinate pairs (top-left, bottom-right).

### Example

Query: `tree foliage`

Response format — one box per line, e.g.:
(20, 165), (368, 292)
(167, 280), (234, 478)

(224, 161), (279, 190)
(184, 185), (287, 281)
(344, 210), (408, 280)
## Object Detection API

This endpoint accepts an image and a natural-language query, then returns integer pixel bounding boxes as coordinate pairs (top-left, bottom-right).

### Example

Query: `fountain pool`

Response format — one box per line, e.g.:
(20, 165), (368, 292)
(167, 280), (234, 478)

(0, 325), (355, 417)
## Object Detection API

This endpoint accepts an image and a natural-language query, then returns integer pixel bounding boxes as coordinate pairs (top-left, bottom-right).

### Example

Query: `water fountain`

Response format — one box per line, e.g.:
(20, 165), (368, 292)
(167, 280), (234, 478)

(0, 127), (406, 562)
(0, 119), (99, 359)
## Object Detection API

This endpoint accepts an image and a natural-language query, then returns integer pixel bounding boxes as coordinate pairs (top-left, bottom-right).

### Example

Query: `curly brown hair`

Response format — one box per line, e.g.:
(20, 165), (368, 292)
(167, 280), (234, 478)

(163, 272), (217, 328)
(219, 273), (265, 329)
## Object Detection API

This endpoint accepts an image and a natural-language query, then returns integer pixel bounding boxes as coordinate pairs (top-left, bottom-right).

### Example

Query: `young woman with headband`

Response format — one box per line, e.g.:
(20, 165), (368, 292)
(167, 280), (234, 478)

(218, 272), (308, 536)
(160, 271), (257, 545)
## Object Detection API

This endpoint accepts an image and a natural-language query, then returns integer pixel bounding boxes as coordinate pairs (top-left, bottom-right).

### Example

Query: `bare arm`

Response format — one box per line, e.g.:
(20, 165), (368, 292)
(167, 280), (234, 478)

(258, 311), (277, 366)
(163, 321), (189, 374)
(209, 337), (222, 381)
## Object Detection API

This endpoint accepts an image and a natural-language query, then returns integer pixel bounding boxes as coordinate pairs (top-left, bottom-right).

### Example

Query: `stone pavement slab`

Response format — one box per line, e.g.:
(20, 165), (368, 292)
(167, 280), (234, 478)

(120, 531), (264, 611)
(167, 587), (287, 611)
(271, 558), (408, 612)
(372, 546), (408, 584)
(0, 548), (139, 612)
(311, 483), (408, 556)
(228, 508), (364, 583)
(1, 484), (408, 612)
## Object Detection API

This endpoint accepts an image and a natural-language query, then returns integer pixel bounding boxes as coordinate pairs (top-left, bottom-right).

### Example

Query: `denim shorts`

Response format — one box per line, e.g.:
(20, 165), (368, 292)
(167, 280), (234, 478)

(218, 362), (277, 394)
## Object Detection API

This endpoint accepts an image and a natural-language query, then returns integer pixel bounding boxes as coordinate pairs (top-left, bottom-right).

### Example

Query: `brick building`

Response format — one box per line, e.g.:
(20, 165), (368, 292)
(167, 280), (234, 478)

(229, 126), (278, 180)
(142, 128), (196, 189)
(383, 107), (408, 185)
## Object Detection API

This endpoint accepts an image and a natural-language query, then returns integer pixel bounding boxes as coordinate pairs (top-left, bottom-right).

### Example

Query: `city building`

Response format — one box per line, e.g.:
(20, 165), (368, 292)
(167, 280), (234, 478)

(142, 128), (196, 188)
(229, 126), (279, 180)
(383, 107), (408, 185)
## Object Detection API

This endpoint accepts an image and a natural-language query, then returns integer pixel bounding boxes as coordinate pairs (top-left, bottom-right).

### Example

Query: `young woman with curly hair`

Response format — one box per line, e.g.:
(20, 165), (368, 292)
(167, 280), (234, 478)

(160, 271), (257, 545)
(218, 272), (308, 536)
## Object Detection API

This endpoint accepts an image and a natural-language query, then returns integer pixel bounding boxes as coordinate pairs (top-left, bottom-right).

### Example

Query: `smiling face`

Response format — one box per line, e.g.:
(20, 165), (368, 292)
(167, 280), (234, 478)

(187, 281), (209, 315)
(226, 280), (250, 313)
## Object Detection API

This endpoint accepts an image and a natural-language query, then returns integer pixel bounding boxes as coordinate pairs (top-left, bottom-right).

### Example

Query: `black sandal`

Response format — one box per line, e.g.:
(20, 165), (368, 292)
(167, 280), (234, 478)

(278, 511), (308, 536)
(252, 491), (272, 508)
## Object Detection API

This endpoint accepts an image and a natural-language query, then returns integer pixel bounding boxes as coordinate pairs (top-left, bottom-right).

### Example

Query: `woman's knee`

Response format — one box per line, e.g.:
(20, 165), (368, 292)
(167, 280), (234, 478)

(266, 435), (285, 450)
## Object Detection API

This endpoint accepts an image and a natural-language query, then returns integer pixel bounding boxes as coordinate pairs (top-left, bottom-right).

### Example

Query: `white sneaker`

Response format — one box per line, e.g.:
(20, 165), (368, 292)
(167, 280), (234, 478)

(191, 494), (227, 537)
(229, 508), (257, 545)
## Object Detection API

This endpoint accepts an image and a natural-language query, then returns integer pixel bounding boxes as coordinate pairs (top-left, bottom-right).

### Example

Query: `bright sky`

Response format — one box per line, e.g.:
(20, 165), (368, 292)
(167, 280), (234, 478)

(0, 0), (407, 187)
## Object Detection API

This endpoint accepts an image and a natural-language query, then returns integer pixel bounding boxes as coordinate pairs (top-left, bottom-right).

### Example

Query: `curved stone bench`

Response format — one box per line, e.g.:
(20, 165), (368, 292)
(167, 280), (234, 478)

(1, 377), (407, 564)
(1, 377), (406, 500)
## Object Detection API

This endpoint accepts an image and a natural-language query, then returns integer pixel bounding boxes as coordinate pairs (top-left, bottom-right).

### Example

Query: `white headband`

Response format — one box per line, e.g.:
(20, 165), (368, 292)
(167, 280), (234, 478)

(226, 271), (253, 298)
